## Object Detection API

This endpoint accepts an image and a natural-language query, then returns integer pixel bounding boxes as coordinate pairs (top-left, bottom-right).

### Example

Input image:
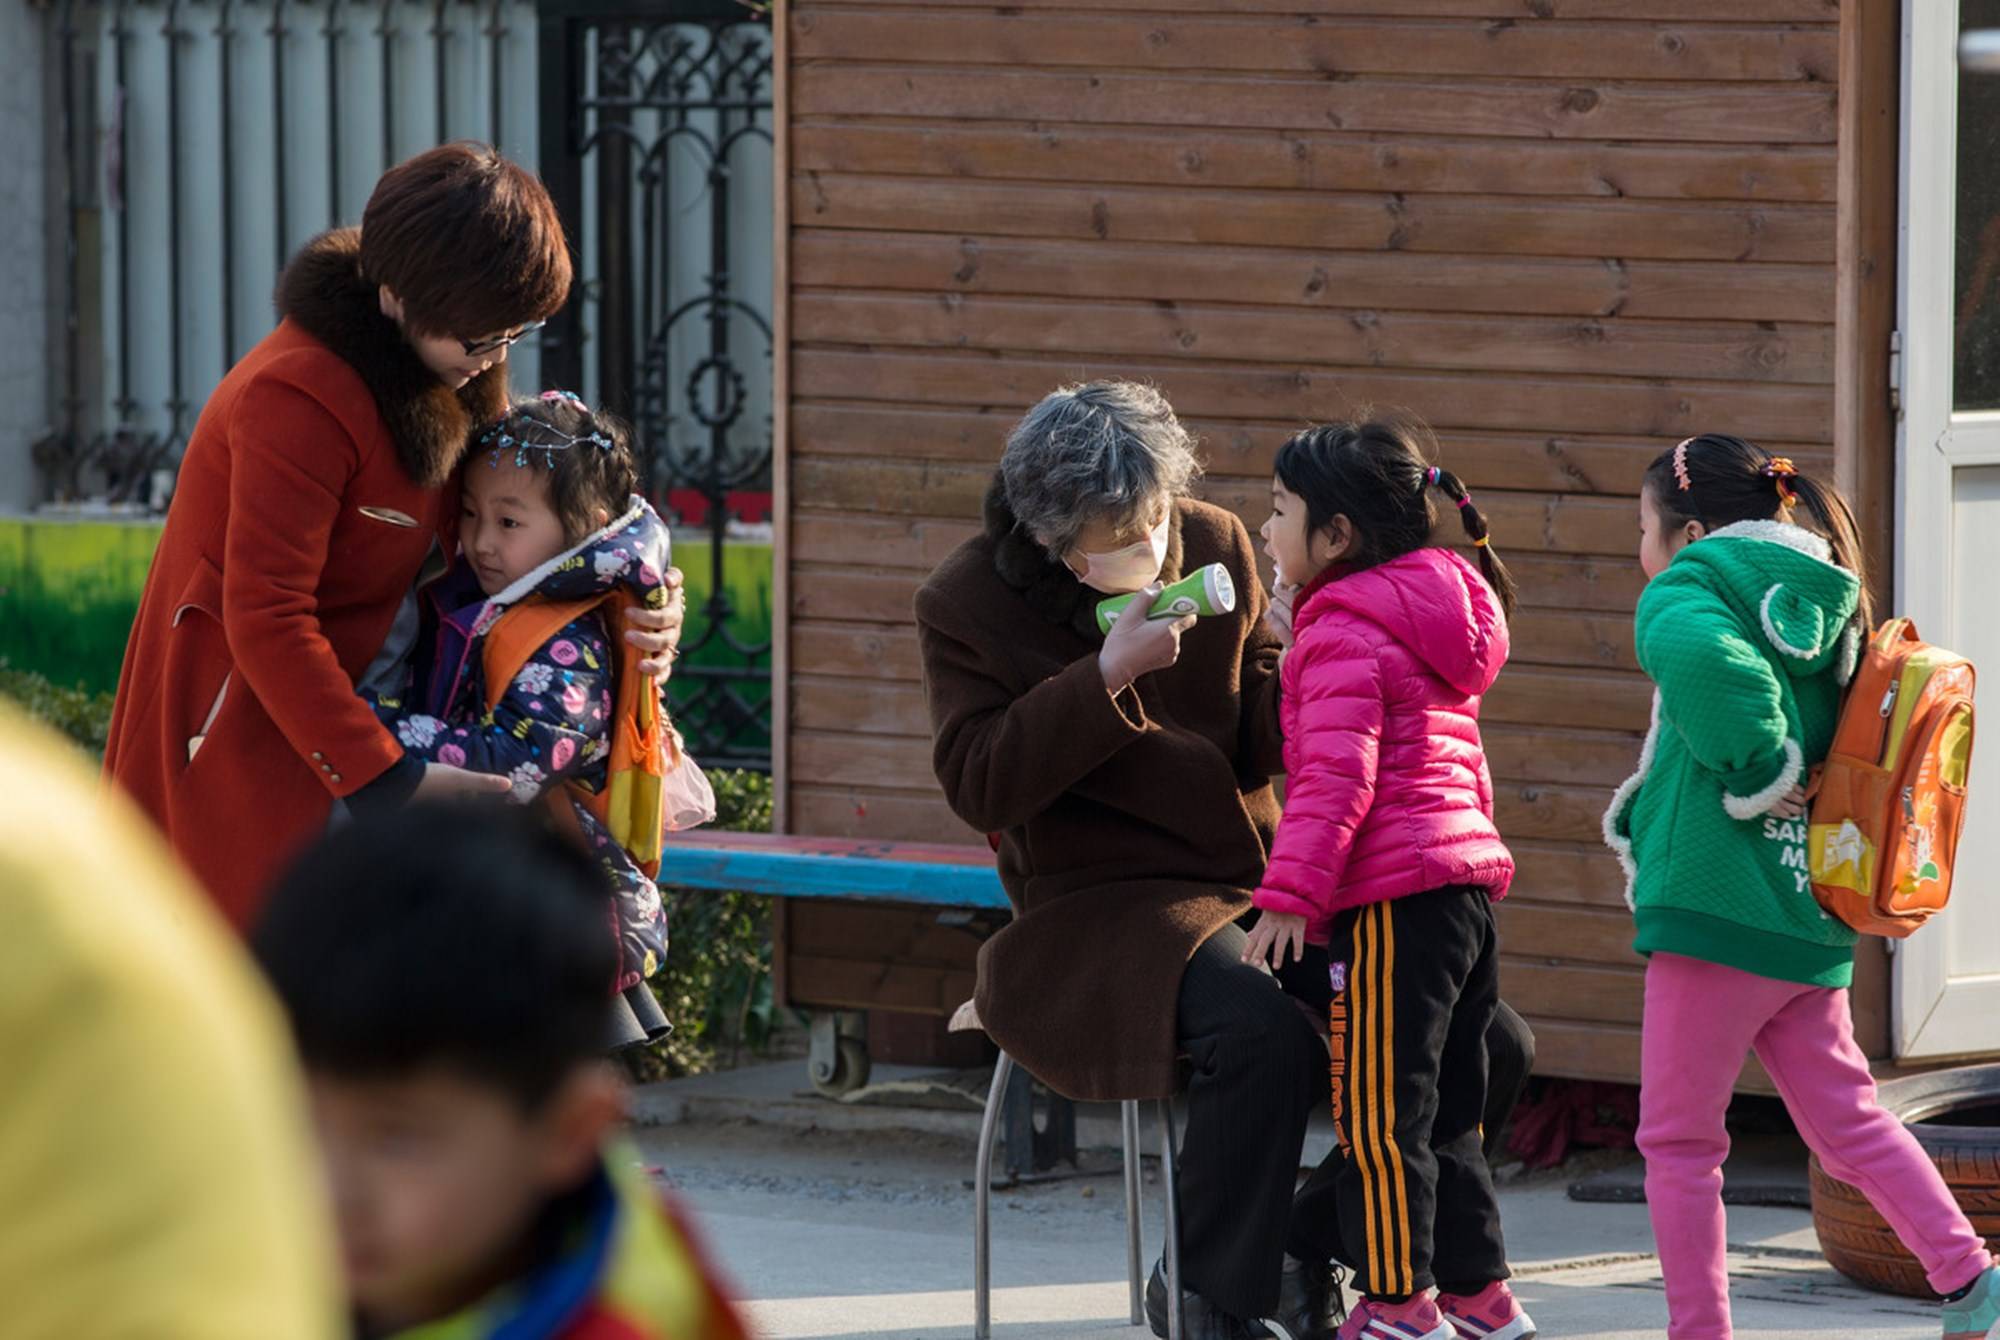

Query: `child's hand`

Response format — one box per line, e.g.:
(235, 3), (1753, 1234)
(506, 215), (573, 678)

(1242, 909), (1309, 970)
(1265, 579), (1301, 649)
(1769, 784), (1810, 820)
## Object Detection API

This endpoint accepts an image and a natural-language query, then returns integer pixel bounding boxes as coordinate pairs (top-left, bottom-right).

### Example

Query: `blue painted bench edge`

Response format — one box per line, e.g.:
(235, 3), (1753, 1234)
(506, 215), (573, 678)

(655, 842), (1011, 912)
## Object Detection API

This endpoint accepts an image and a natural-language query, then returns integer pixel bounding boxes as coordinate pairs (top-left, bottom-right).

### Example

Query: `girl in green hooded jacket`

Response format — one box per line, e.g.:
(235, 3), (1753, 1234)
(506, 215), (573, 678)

(1605, 435), (1997, 1340)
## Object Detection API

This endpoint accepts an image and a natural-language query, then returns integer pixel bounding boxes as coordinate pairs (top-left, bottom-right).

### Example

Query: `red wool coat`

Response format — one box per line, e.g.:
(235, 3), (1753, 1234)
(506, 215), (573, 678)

(103, 229), (508, 928)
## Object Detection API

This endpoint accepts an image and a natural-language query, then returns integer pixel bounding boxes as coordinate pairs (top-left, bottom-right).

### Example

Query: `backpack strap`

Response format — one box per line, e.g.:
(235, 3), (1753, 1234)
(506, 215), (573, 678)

(596, 591), (669, 873)
(481, 595), (610, 712)
(481, 593), (670, 879)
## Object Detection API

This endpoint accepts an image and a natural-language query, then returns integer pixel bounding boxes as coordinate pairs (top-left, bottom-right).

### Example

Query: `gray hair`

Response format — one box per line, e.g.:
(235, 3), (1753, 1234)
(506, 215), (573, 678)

(999, 381), (1203, 557)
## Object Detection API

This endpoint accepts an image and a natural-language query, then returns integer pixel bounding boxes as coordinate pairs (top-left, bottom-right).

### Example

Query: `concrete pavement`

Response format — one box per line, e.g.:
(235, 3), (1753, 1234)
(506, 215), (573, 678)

(632, 1063), (1948, 1339)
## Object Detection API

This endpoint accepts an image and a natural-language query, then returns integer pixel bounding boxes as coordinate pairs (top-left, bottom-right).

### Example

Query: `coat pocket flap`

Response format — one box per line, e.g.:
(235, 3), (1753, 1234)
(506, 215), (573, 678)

(171, 555), (225, 627)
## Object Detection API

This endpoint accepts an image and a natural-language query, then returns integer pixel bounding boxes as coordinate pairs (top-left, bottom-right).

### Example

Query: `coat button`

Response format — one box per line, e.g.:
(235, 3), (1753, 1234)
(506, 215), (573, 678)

(330, 773), (343, 784)
(311, 751), (324, 761)
(320, 763), (332, 773)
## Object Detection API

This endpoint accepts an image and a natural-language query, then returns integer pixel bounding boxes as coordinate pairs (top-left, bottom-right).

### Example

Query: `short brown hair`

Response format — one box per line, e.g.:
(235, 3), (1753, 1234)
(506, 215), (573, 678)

(360, 142), (572, 339)
(475, 394), (640, 545)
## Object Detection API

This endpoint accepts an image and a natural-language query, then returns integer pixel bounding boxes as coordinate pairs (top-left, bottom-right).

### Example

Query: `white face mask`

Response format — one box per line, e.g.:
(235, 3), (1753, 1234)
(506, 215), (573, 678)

(1070, 512), (1170, 594)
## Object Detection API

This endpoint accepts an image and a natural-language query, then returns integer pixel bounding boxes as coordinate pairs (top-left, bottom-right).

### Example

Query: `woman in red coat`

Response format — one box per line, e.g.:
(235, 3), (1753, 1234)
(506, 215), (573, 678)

(105, 143), (684, 929)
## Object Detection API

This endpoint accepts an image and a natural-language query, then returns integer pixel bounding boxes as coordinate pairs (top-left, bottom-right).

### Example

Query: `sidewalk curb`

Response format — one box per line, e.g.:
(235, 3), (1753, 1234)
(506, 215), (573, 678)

(631, 1084), (1000, 1143)
(629, 1067), (1346, 1168)
(631, 1079), (1158, 1153)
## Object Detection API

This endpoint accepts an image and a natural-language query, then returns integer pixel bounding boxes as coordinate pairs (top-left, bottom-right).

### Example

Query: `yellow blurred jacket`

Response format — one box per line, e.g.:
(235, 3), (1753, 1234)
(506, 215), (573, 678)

(0, 703), (343, 1339)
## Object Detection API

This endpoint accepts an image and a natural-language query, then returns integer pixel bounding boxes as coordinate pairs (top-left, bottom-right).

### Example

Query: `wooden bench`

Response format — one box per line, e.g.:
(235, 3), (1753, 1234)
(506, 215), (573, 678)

(655, 831), (1008, 910)
(656, 831), (1009, 1095)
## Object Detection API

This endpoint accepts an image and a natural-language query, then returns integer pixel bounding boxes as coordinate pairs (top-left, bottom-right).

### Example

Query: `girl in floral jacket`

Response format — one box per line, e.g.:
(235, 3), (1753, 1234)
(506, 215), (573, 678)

(365, 393), (714, 1046)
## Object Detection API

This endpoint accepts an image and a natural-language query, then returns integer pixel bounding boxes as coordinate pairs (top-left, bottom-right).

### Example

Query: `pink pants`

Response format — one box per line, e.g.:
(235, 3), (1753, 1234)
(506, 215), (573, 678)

(1638, 952), (1992, 1340)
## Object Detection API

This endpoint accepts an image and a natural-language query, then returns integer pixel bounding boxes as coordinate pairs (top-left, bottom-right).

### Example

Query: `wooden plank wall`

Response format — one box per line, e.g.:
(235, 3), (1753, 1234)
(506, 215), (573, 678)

(779, 0), (1849, 1083)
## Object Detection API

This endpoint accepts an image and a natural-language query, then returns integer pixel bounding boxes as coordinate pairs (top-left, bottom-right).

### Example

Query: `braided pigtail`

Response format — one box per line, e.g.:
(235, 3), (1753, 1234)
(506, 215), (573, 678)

(1425, 465), (1518, 617)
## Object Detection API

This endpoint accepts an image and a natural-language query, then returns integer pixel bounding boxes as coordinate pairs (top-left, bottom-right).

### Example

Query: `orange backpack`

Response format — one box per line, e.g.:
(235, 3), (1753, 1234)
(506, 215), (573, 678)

(482, 591), (672, 876)
(1808, 619), (1975, 937)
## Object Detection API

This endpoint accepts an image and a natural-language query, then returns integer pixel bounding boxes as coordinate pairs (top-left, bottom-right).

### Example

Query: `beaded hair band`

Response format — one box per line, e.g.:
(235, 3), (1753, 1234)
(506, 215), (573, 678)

(1672, 438), (1695, 492)
(1763, 456), (1801, 511)
(475, 390), (614, 468)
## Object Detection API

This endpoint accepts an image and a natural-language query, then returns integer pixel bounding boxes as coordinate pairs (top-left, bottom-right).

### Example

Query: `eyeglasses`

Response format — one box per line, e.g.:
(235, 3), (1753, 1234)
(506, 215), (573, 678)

(460, 320), (546, 358)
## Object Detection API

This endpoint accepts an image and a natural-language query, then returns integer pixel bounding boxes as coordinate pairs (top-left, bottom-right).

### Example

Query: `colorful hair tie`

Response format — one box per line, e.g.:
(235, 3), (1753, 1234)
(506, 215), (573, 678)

(1425, 465), (1474, 509)
(1672, 438), (1695, 492)
(1763, 456), (1800, 511)
(1472, 535), (1492, 549)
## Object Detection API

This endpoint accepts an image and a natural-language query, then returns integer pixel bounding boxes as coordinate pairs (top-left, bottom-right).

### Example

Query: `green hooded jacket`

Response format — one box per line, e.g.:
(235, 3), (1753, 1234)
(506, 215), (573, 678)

(1603, 520), (1865, 987)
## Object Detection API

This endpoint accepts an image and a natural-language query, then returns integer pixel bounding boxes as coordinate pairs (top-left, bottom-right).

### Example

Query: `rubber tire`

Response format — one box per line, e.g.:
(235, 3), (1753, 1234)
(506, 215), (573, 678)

(1809, 1062), (2000, 1298)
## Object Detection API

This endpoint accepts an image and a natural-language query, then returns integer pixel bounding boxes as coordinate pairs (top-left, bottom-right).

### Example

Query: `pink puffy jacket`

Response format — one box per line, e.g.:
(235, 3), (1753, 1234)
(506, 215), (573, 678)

(1253, 547), (1515, 941)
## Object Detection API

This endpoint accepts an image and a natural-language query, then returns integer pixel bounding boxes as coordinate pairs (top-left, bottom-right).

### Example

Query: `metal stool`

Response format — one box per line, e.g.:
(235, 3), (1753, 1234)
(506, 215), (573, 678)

(973, 1050), (1185, 1339)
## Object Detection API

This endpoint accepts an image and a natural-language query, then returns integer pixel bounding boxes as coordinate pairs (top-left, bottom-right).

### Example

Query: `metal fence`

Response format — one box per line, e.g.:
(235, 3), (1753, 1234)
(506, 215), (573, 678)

(37, 0), (775, 765)
(539, 0), (774, 767)
(40, 0), (545, 503)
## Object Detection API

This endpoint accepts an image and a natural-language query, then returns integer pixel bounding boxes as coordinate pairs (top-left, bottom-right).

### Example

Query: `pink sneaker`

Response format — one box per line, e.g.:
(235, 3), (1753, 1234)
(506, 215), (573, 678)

(1437, 1281), (1537, 1340)
(1334, 1293), (1455, 1340)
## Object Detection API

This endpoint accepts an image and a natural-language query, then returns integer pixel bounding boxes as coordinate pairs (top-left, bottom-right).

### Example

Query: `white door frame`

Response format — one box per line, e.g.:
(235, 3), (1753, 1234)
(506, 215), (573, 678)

(1895, 2), (2000, 1058)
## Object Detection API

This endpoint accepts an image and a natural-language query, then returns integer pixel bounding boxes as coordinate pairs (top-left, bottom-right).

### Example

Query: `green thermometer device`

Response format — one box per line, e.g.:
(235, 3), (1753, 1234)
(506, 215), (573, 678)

(1095, 562), (1238, 636)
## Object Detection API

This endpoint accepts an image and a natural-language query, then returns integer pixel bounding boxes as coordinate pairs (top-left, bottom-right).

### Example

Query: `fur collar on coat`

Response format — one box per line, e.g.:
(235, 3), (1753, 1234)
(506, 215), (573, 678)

(275, 228), (510, 487)
(982, 476), (1187, 641)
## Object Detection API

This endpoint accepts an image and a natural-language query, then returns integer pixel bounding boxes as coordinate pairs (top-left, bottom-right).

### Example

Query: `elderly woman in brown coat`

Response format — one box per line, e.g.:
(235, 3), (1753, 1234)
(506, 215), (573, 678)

(918, 381), (1542, 1339)
(916, 381), (1338, 1338)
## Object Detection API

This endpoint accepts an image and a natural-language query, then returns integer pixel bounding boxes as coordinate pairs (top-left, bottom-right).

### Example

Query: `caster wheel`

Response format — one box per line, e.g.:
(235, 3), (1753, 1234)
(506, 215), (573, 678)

(812, 1038), (872, 1097)
(808, 1011), (872, 1097)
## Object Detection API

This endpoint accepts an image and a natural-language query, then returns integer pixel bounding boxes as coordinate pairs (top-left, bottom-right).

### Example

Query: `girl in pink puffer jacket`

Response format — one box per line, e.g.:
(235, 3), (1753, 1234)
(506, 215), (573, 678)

(1243, 416), (1530, 1340)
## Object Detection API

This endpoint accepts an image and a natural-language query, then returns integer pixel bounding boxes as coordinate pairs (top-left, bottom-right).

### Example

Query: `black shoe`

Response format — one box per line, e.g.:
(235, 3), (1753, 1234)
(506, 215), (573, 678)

(1145, 1258), (1273, 1340)
(1265, 1254), (1347, 1340)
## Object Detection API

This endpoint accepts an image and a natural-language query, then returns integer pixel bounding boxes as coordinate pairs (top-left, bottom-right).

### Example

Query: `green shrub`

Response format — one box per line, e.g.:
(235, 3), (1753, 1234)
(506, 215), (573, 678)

(0, 663), (779, 1079)
(0, 661), (117, 756)
(636, 767), (781, 1079)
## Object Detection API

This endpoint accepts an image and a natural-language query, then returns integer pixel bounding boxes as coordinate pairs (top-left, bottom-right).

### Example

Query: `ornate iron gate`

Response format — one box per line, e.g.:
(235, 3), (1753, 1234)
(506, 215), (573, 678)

(537, 0), (774, 770)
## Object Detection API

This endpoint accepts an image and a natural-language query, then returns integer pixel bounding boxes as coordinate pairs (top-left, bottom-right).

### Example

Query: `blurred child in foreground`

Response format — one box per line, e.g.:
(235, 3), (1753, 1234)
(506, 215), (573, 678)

(253, 803), (748, 1340)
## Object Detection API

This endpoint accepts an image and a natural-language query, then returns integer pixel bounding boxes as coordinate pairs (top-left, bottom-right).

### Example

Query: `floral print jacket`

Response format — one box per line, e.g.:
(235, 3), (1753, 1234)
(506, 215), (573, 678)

(364, 497), (675, 990)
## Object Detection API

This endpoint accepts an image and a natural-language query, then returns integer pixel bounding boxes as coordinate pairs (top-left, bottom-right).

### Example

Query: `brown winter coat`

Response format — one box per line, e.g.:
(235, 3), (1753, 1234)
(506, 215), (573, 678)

(914, 481), (1287, 1101)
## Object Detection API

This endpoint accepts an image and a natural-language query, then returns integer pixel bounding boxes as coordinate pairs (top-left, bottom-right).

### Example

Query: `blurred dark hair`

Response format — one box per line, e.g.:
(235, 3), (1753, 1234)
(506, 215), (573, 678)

(359, 141), (572, 339)
(1272, 412), (1517, 617)
(473, 395), (639, 545)
(1641, 434), (1873, 629)
(252, 803), (615, 1110)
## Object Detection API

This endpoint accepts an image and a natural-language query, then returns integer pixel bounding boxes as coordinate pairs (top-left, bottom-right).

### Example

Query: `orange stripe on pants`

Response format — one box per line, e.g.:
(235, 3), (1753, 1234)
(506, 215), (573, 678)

(1379, 903), (1412, 1296)
(1351, 902), (1415, 1298)
(1355, 904), (1393, 1294)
